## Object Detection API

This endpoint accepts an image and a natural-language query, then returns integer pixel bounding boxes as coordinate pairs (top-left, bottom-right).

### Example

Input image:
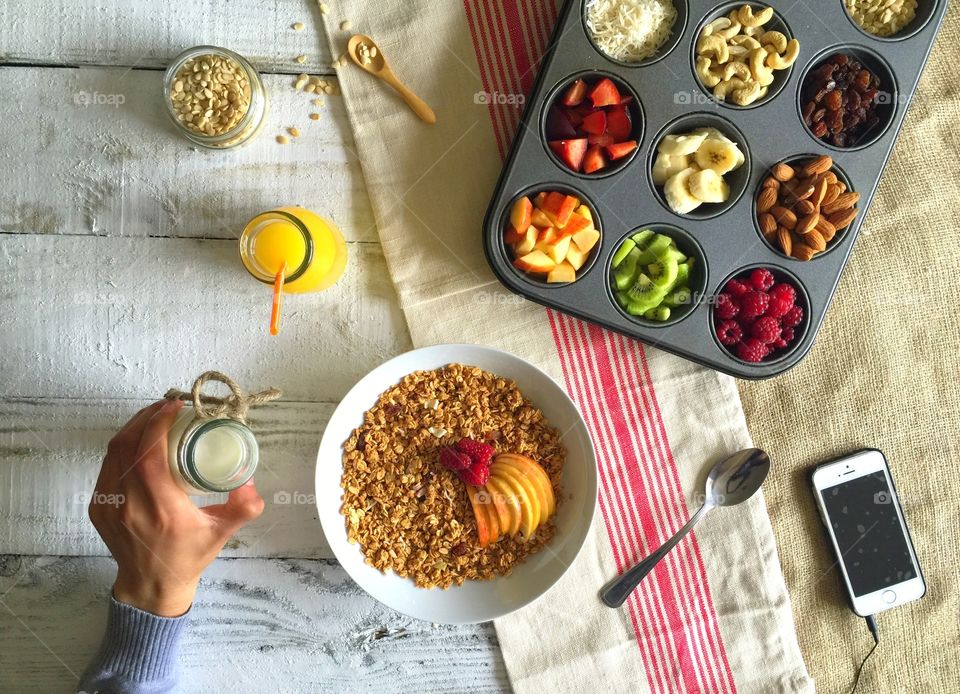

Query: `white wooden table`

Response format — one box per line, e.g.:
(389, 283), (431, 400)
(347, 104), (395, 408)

(0, 2), (508, 691)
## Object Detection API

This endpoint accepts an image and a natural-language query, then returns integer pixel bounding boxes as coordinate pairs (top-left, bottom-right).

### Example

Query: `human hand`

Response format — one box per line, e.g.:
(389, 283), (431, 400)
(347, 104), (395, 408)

(88, 400), (265, 616)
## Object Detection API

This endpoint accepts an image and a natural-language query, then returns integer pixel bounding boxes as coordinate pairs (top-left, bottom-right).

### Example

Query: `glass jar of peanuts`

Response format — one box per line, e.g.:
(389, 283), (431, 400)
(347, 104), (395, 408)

(163, 46), (267, 149)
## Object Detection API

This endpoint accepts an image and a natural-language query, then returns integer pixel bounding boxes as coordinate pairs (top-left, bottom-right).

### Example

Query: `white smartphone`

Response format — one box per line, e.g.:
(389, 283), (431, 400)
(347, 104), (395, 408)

(811, 449), (926, 617)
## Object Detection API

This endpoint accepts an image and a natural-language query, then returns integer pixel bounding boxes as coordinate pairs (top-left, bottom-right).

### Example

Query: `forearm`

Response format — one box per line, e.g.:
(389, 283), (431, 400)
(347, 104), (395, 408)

(78, 596), (189, 694)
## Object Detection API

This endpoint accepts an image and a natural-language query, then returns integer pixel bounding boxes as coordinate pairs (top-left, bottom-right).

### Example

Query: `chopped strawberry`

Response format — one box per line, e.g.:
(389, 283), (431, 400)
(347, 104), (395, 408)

(562, 78), (587, 106)
(580, 110), (607, 136)
(618, 95), (634, 105)
(545, 106), (577, 140)
(587, 133), (615, 147)
(548, 138), (587, 172)
(606, 140), (638, 160)
(583, 145), (606, 174)
(606, 105), (632, 141)
(589, 78), (620, 107)
(562, 102), (594, 128)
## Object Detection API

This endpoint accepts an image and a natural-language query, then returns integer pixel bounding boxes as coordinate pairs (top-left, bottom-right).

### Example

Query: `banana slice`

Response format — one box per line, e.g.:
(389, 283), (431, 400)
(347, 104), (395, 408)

(688, 169), (730, 203)
(664, 168), (703, 214)
(652, 152), (692, 186)
(691, 128), (746, 168)
(694, 138), (743, 175)
(658, 132), (708, 157)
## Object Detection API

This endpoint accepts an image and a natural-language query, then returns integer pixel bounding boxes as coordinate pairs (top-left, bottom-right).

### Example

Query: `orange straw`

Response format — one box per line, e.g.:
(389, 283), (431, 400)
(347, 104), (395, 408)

(270, 263), (286, 336)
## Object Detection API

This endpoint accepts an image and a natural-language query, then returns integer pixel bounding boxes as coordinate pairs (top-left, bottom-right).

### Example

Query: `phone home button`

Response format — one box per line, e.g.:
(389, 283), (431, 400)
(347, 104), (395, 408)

(882, 589), (897, 604)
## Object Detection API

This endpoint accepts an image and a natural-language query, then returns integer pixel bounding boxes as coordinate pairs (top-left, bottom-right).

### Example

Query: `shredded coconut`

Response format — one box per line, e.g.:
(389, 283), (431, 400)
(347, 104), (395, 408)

(585, 0), (678, 63)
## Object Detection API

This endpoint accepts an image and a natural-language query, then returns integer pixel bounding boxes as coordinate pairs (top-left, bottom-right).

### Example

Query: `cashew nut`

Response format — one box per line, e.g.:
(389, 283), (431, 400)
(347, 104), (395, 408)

(696, 56), (724, 88)
(713, 77), (745, 102)
(727, 44), (750, 60)
(706, 17), (731, 35)
(731, 80), (762, 106)
(760, 30), (787, 54)
(749, 47), (775, 87)
(729, 35), (762, 50)
(696, 34), (729, 64)
(738, 5), (774, 28)
(715, 17), (742, 40)
(743, 24), (765, 37)
(724, 61), (752, 82)
(765, 38), (800, 70)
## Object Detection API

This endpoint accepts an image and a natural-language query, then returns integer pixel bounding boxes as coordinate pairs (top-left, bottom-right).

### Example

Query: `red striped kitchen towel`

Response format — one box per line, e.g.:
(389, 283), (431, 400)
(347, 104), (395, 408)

(323, 1), (812, 691)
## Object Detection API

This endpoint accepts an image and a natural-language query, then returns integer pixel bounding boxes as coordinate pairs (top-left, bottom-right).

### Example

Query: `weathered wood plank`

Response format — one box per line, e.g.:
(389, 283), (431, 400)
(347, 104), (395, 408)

(0, 67), (377, 242)
(0, 234), (411, 402)
(0, 398), (343, 558)
(0, 0), (336, 71)
(0, 555), (509, 693)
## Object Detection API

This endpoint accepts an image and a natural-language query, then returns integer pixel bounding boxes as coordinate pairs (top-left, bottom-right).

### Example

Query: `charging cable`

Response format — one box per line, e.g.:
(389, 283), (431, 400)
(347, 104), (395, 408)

(849, 614), (879, 694)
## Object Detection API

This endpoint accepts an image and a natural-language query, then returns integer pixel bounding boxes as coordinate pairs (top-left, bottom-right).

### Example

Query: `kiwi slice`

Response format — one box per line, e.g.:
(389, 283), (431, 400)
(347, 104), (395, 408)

(625, 274), (667, 315)
(662, 286), (692, 308)
(613, 248), (641, 291)
(644, 306), (671, 322)
(674, 260), (691, 288)
(630, 229), (654, 249)
(662, 246), (687, 264)
(612, 239), (636, 268)
(645, 234), (673, 258)
(646, 255), (679, 292)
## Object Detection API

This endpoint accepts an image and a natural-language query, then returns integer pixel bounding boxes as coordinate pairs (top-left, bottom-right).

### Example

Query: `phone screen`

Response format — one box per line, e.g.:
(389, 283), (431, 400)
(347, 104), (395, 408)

(820, 471), (917, 596)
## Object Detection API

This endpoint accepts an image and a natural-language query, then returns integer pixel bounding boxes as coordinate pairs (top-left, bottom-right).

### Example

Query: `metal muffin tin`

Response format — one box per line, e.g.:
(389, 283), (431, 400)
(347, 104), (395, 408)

(482, 0), (947, 379)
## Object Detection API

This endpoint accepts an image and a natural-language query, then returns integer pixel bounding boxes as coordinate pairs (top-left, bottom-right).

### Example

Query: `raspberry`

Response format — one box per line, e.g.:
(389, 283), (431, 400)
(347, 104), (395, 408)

(725, 279), (749, 297)
(439, 446), (471, 471)
(773, 337), (789, 349)
(456, 438), (494, 467)
(765, 295), (793, 319)
(737, 338), (769, 363)
(781, 327), (795, 344)
(715, 293), (739, 320)
(782, 305), (804, 328)
(751, 316), (782, 344)
(738, 290), (770, 319)
(459, 461), (491, 487)
(769, 283), (796, 305)
(749, 268), (775, 291)
(716, 320), (743, 346)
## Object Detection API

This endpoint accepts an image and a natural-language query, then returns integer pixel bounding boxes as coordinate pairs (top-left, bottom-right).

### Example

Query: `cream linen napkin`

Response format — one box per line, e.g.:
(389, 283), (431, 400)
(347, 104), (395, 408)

(323, 1), (811, 691)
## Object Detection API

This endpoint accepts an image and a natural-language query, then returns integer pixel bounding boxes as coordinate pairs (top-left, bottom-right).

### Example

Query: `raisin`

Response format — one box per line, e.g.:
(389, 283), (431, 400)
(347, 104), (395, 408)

(825, 90), (843, 111)
(812, 121), (828, 138)
(813, 108), (827, 123)
(856, 70), (872, 90)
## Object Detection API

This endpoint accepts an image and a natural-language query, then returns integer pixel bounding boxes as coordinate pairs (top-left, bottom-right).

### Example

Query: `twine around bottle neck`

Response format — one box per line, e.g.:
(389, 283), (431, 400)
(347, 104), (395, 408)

(164, 371), (282, 424)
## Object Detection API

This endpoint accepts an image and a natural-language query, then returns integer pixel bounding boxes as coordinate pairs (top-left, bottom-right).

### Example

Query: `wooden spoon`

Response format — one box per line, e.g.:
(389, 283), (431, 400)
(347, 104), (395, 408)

(346, 34), (436, 124)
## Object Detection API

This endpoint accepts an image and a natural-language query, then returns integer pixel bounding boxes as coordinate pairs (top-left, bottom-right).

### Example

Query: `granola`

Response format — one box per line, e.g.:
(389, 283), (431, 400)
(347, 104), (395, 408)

(340, 363), (565, 588)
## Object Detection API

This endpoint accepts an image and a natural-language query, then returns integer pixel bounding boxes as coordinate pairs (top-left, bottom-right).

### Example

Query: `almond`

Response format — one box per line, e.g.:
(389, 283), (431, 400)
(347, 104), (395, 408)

(824, 171), (838, 185)
(759, 213), (777, 237)
(757, 187), (778, 214)
(805, 229), (827, 252)
(822, 191), (860, 215)
(783, 182), (815, 204)
(812, 178), (829, 207)
(802, 155), (833, 177)
(795, 199), (817, 216)
(836, 181), (847, 194)
(772, 163), (795, 182)
(796, 212), (820, 236)
(828, 208), (858, 230)
(792, 243), (817, 261)
(771, 206), (797, 230)
(776, 227), (792, 256)
(762, 176), (781, 190)
(815, 216), (837, 241)
(822, 184), (842, 206)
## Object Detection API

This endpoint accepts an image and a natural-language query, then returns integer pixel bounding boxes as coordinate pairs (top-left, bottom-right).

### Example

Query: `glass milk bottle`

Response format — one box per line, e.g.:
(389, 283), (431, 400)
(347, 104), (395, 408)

(167, 406), (259, 495)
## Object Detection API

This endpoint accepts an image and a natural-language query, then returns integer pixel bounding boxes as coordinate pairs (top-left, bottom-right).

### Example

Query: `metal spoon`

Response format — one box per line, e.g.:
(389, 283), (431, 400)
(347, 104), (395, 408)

(600, 448), (770, 608)
(346, 34), (436, 124)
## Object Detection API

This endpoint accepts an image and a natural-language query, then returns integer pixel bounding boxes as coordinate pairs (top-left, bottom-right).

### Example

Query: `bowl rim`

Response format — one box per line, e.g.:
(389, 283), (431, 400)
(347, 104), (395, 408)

(315, 343), (599, 624)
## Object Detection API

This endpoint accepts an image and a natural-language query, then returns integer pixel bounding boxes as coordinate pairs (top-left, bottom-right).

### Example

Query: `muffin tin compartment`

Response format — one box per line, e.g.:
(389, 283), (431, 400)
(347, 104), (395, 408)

(690, 1), (797, 109)
(583, 0), (690, 67)
(798, 45), (898, 151)
(841, 0), (940, 42)
(483, 0), (947, 379)
(648, 112), (751, 219)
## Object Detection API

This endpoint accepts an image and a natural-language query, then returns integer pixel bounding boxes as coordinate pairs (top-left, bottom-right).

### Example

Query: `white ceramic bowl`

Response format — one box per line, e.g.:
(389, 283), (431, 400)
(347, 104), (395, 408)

(316, 344), (597, 624)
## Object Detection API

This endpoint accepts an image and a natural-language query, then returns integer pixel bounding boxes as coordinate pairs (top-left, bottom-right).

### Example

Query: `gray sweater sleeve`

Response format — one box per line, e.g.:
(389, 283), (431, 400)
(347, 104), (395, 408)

(78, 596), (189, 694)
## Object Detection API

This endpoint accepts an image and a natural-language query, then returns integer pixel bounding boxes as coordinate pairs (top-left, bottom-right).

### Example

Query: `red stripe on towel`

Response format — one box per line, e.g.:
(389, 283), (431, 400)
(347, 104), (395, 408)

(462, 1), (735, 691)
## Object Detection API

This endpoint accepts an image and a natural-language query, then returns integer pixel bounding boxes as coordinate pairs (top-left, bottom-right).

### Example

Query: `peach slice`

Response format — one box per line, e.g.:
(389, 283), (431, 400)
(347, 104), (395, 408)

(491, 468), (538, 540)
(485, 476), (521, 536)
(546, 260), (576, 284)
(513, 250), (556, 274)
(515, 227), (537, 256)
(565, 243), (589, 271)
(537, 236), (571, 265)
(467, 485), (492, 547)
(530, 209), (553, 229)
(494, 453), (556, 519)
(572, 228), (601, 254)
(576, 205), (593, 223)
(480, 487), (500, 544)
(486, 483), (513, 534)
(510, 196), (532, 232)
(491, 462), (549, 526)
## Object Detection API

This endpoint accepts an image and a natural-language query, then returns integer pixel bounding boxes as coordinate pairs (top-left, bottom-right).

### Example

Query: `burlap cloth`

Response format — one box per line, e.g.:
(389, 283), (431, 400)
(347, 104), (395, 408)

(739, 5), (960, 691)
(322, 0), (958, 691)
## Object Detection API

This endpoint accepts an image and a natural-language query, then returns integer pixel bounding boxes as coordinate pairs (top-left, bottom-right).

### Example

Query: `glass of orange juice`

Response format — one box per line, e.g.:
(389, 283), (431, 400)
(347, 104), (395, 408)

(239, 207), (347, 294)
